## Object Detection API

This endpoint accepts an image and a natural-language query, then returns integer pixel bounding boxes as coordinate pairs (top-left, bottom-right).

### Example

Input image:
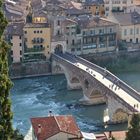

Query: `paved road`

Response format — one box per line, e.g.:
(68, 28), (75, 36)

(55, 53), (140, 112)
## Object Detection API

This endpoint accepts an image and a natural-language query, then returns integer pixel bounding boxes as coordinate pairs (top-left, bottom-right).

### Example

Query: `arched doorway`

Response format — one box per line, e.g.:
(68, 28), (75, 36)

(54, 44), (63, 54)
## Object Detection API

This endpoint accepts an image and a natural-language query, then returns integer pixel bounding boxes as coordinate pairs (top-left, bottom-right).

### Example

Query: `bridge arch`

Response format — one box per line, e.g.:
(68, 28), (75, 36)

(51, 40), (66, 53)
(54, 44), (64, 54)
(71, 77), (80, 83)
(52, 61), (82, 90)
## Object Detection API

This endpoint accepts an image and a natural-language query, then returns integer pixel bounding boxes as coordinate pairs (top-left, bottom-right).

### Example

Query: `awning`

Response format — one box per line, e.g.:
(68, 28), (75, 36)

(81, 131), (96, 140)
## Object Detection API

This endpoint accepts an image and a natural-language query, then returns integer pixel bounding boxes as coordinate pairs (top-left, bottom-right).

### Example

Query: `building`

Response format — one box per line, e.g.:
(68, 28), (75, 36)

(82, 0), (105, 16)
(133, 0), (140, 6)
(23, 22), (51, 62)
(62, 18), (82, 54)
(74, 16), (118, 55)
(5, 22), (25, 63)
(31, 115), (83, 140)
(104, 0), (134, 16)
(108, 11), (140, 49)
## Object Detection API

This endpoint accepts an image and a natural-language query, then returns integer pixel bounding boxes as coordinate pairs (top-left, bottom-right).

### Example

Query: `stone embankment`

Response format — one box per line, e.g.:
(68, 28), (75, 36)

(9, 61), (51, 79)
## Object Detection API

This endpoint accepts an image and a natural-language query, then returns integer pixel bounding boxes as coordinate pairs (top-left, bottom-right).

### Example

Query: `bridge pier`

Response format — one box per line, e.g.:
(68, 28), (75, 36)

(107, 96), (129, 123)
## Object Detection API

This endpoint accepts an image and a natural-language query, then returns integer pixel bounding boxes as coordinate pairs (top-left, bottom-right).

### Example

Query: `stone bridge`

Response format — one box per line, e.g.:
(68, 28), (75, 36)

(51, 52), (140, 124)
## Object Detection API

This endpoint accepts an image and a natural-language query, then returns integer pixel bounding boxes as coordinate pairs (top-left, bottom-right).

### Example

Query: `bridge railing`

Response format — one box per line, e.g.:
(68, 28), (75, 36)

(65, 52), (140, 102)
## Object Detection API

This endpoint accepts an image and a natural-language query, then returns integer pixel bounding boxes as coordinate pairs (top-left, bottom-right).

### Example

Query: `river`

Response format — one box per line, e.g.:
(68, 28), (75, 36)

(11, 72), (140, 135)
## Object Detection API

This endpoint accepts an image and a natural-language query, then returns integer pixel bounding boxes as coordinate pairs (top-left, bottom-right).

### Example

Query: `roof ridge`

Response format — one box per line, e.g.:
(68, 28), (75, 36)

(54, 116), (61, 131)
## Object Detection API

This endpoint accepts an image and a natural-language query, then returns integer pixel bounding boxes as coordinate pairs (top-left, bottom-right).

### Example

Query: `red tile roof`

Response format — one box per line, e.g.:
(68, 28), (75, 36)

(31, 115), (82, 140)
(105, 131), (127, 140)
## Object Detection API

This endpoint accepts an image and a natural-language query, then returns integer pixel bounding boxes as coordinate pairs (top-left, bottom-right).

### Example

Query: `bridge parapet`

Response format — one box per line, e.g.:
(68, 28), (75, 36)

(69, 53), (140, 103)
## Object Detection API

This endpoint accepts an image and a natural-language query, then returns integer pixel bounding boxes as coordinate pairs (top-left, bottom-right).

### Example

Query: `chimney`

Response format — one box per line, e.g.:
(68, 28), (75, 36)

(48, 110), (52, 116)
(109, 131), (112, 139)
(37, 124), (42, 134)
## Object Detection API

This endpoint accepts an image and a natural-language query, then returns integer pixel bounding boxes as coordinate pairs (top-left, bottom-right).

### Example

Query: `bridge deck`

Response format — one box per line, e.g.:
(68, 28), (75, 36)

(76, 62), (140, 112)
(53, 53), (140, 112)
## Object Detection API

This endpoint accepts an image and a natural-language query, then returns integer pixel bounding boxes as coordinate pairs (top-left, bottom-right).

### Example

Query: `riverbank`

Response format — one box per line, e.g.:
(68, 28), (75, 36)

(81, 50), (140, 73)
(9, 50), (140, 79)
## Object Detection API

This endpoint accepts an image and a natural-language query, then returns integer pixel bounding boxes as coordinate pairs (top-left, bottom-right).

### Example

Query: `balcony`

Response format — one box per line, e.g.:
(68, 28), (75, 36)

(32, 38), (44, 44)
(83, 44), (97, 50)
(24, 47), (45, 53)
(23, 54), (46, 62)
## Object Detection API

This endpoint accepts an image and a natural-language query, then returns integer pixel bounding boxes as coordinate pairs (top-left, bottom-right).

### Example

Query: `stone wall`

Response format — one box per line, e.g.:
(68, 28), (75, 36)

(80, 50), (140, 64)
(9, 61), (51, 79)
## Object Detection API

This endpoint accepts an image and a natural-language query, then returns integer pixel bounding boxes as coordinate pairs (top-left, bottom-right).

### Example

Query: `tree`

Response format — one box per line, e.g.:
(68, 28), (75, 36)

(0, 0), (13, 139)
(125, 113), (140, 140)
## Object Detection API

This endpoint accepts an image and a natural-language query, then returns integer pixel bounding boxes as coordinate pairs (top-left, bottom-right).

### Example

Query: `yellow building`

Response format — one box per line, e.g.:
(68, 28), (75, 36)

(83, 0), (105, 16)
(23, 23), (51, 61)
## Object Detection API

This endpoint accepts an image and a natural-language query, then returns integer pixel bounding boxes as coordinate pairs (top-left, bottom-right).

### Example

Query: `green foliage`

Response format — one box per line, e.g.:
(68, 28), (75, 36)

(0, 0), (14, 139)
(11, 129), (24, 140)
(125, 113), (140, 140)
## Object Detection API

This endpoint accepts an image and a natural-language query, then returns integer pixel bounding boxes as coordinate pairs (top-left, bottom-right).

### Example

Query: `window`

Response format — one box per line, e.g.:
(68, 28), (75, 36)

(136, 28), (139, 34)
(57, 20), (60, 26)
(83, 31), (85, 35)
(66, 40), (68, 44)
(24, 38), (27, 42)
(24, 31), (27, 34)
(106, 7), (109, 11)
(48, 51), (49, 54)
(34, 31), (36, 33)
(19, 36), (22, 39)
(11, 50), (13, 55)
(11, 43), (13, 46)
(40, 45), (43, 48)
(124, 29), (127, 36)
(130, 39), (132, 42)
(90, 30), (92, 34)
(40, 30), (42, 33)
(47, 45), (49, 48)
(130, 29), (133, 35)
(20, 57), (22, 62)
(72, 39), (75, 45)
(57, 30), (60, 35)
(37, 31), (39, 33)
(20, 50), (22, 55)
(110, 28), (112, 33)
(20, 43), (22, 46)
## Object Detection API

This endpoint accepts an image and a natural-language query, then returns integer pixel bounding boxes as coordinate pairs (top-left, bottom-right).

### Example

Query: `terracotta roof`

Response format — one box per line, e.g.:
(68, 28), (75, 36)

(105, 130), (127, 140)
(31, 115), (82, 140)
